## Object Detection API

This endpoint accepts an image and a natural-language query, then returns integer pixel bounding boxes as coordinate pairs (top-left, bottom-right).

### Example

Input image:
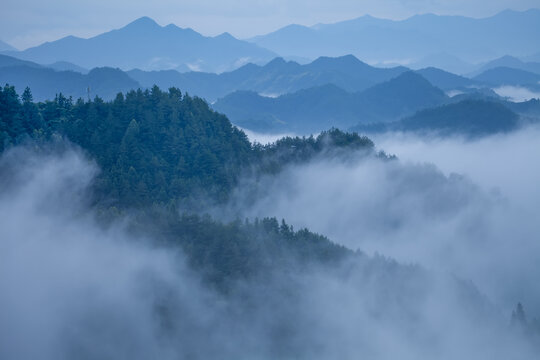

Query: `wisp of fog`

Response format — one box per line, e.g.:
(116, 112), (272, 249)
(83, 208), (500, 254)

(0, 142), (538, 359)
(226, 125), (540, 317)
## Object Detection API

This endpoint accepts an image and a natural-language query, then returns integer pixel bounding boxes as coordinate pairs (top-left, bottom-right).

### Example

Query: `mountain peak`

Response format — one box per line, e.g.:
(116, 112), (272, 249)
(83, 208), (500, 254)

(497, 55), (522, 62)
(124, 17), (160, 30)
(309, 54), (369, 71)
(392, 70), (429, 83)
(265, 57), (287, 66)
(0, 40), (17, 52)
(216, 32), (235, 40)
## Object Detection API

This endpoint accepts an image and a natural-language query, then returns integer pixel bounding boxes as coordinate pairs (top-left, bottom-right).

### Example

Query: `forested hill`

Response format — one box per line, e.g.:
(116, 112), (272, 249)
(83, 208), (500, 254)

(352, 99), (520, 137)
(0, 84), (375, 208)
(0, 83), (379, 289)
(0, 84), (525, 358)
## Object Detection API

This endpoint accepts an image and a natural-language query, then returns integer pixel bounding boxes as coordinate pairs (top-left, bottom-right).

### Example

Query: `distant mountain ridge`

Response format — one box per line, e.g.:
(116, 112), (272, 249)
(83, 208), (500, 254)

(416, 67), (478, 91)
(1, 17), (276, 73)
(353, 100), (521, 137)
(0, 54), (43, 69)
(213, 71), (448, 133)
(248, 9), (540, 64)
(47, 61), (89, 74)
(3, 50), (538, 127)
(473, 56), (540, 76)
(0, 40), (17, 52)
(473, 67), (540, 86)
(128, 54), (409, 102)
(0, 55), (140, 101)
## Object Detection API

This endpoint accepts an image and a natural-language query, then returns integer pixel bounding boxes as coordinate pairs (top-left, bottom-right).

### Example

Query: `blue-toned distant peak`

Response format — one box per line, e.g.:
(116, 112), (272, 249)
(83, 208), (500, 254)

(310, 54), (367, 68)
(366, 70), (444, 95)
(124, 16), (160, 30)
(263, 57), (298, 68)
(248, 23), (314, 42)
(250, 8), (540, 63)
(2, 16), (276, 73)
(215, 32), (235, 40)
(56, 35), (84, 43)
(265, 57), (287, 65)
(0, 54), (43, 68)
(494, 8), (540, 17)
(105, 16), (197, 38)
(0, 40), (17, 52)
(280, 24), (312, 32)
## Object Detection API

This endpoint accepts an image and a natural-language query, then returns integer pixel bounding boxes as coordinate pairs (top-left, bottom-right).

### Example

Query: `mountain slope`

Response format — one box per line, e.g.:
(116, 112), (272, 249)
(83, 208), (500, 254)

(214, 85), (356, 133)
(213, 72), (448, 133)
(353, 100), (520, 137)
(3, 17), (276, 73)
(356, 71), (447, 120)
(474, 67), (540, 86)
(128, 55), (409, 102)
(0, 54), (43, 69)
(0, 40), (17, 52)
(0, 65), (140, 101)
(248, 10), (540, 64)
(47, 61), (89, 74)
(474, 55), (540, 75)
(398, 100), (519, 136)
(416, 67), (478, 91)
(409, 53), (477, 75)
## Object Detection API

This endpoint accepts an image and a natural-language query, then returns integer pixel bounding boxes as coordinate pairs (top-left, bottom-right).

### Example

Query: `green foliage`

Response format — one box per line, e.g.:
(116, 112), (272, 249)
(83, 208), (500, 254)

(0, 84), (41, 151)
(135, 210), (352, 289)
(0, 85), (375, 287)
(1, 85), (375, 208)
(252, 128), (375, 174)
(2, 85), (254, 206)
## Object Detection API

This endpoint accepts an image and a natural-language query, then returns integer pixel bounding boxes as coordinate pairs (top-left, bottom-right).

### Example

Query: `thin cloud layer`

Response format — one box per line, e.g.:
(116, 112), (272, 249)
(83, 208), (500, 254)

(0, 143), (537, 359)
(227, 125), (540, 315)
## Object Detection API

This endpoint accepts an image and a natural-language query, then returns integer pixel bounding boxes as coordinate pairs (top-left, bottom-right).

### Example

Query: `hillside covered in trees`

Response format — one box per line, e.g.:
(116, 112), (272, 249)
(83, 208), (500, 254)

(0, 84), (376, 206)
(1, 83), (539, 359)
(0, 84), (379, 284)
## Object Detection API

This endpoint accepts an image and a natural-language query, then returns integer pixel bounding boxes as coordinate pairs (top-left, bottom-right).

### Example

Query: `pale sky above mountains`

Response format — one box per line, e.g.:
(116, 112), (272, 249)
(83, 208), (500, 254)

(2, 0), (540, 49)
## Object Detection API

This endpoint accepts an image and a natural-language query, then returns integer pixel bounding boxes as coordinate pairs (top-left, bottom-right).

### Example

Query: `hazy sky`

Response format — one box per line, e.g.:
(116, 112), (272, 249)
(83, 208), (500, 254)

(2, 0), (540, 49)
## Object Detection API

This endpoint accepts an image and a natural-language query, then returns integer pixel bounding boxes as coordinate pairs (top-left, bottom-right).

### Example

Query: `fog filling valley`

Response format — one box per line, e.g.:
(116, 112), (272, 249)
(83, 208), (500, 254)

(1, 129), (539, 359)
(2, 1), (540, 358)
(229, 126), (540, 316)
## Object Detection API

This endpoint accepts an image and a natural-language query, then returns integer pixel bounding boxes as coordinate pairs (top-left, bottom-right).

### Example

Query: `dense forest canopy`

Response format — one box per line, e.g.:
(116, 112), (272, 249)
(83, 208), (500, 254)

(0, 84), (380, 286)
(0, 84), (375, 207)
(1, 83), (539, 360)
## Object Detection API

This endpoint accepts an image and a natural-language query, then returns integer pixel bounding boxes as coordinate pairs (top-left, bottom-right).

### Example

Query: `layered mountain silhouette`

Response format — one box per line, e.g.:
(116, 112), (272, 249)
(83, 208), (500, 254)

(473, 55), (540, 76)
(47, 61), (89, 74)
(408, 53), (476, 75)
(0, 40), (16, 52)
(2, 48), (538, 135)
(353, 100), (520, 137)
(473, 67), (540, 86)
(415, 67), (478, 91)
(128, 55), (409, 102)
(248, 10), (540, 64)
(1, 17), (276, 73)
(0, 55), (140, 101)
(0, 54), (43, 69)
(213, 71), (448, 133)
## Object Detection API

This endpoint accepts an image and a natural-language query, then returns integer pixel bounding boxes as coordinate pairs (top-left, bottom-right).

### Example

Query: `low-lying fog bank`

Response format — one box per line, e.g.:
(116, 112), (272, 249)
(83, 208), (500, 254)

(225, 125), (540, 316)
(1, 137), (539, 359)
